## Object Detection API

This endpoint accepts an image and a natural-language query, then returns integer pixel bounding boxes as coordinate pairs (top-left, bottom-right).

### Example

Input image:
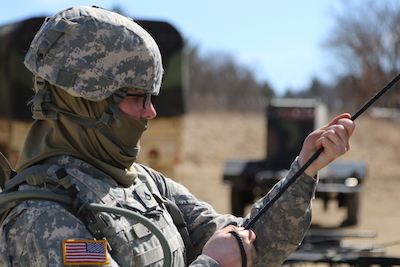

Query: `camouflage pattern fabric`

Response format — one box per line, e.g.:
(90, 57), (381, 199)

(0, 155), (316, 266)
(24, 6), (163, 101)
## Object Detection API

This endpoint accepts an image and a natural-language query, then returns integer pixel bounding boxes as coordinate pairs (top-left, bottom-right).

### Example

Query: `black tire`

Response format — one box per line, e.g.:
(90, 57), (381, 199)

(343, 193), (360, 226)
(231, 188), (253, 217)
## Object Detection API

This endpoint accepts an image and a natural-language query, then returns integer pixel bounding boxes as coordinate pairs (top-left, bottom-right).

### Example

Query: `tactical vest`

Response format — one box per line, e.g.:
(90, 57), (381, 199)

(0, 156), (196, 266)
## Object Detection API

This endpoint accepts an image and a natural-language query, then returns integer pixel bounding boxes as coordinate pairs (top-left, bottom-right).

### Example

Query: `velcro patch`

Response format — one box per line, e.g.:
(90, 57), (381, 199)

(62, 239), (109, 265)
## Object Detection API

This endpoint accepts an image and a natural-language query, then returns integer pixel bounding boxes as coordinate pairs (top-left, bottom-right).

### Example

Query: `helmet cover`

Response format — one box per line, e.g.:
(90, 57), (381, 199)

(24, 6), (163, 101)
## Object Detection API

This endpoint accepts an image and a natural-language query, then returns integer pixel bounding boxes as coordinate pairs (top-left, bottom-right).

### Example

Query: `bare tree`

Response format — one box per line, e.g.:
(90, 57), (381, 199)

(324, 0), (400, 111)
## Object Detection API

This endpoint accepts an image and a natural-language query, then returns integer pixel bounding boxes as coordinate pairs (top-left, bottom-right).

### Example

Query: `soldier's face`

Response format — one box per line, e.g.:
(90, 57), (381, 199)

(119, 89), (157, 119)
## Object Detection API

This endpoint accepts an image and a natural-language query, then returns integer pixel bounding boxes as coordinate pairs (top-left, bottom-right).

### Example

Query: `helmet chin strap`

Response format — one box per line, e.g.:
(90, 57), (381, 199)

(32, 76), (58, 120)
(32, 76), (138, 157)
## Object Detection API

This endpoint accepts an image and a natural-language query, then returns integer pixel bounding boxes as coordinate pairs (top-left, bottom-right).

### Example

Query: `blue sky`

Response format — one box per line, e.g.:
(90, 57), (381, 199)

(0, 0), (342, 95)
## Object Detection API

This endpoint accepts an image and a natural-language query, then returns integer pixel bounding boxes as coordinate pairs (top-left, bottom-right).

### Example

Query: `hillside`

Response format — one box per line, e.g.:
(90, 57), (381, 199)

(173, 111), (400, 259)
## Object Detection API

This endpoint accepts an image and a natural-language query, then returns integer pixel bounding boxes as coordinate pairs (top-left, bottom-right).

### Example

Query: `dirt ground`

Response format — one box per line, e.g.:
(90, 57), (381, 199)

(171, 111), (400, 262)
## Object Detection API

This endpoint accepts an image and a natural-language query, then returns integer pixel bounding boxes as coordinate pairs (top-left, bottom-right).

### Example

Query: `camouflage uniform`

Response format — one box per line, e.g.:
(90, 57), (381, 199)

(0, 155), (316, 266)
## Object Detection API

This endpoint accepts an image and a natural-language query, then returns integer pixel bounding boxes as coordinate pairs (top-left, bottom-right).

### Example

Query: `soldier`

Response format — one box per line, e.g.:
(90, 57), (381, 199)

(0, 6), (355, 267)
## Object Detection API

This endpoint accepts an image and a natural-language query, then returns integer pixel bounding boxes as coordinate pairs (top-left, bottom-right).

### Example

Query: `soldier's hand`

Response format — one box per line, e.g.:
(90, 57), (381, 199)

(298, 113), (355, 176)
(202, 225), (256, 267)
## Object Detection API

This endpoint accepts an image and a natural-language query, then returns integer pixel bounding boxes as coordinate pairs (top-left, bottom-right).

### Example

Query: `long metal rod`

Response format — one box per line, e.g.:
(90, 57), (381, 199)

(244, 72), (400, 230)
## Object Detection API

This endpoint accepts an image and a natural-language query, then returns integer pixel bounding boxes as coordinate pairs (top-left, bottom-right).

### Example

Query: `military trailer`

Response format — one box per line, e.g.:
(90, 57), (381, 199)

(0, 15), (187, 186)
(223, 98), (367, 226)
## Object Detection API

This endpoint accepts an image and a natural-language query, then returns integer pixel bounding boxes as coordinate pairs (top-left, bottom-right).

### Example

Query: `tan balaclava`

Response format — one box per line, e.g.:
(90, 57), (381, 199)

(16, 85), (148, 185)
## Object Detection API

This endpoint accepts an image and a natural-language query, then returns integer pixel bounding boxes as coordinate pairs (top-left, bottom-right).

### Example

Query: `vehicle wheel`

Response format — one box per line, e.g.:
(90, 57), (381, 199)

(231, 188), (253, 217)
(343, 193), (360, 226)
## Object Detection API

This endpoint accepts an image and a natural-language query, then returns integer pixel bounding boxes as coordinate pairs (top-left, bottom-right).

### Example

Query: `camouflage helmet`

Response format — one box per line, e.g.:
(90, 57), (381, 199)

(24, 6), (163, 101)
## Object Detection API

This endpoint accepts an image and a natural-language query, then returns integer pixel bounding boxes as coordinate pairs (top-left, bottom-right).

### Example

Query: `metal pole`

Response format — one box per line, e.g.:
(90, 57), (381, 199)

(244, 72), (400, 230)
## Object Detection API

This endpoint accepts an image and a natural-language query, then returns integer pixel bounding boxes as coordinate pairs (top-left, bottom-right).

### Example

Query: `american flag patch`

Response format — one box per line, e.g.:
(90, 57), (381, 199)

(62, 240), (109, 265)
